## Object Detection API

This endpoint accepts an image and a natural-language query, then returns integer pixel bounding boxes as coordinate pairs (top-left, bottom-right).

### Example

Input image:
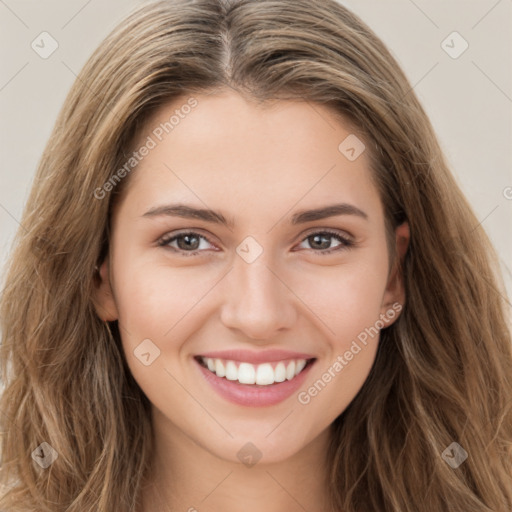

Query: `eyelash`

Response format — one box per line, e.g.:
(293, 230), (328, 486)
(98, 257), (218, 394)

(157, 229), (355, 257)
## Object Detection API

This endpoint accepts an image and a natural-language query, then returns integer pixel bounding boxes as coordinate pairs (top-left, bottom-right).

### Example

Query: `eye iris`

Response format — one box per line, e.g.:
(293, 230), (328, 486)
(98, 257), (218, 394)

(310, 233), (332, 250)
(168, 233), (342, 252)
(177, 234), (200, 250)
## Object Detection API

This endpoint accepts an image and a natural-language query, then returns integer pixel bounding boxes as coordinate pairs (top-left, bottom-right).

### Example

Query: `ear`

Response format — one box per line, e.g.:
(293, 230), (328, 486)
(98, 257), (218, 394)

(91, 255), (119, 321)
(380, 221), (410, 324)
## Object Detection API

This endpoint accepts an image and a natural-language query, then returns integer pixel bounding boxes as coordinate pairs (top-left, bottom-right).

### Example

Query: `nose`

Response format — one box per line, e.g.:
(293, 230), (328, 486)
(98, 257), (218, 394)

(219, 254), (298, 341)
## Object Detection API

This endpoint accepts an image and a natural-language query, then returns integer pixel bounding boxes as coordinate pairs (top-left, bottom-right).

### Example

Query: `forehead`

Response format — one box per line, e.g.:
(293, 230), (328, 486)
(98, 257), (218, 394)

(116, 90), (382, 223)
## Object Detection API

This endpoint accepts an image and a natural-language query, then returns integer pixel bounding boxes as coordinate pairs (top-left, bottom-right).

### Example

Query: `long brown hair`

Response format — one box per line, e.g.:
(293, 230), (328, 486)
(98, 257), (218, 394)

(1, 1), (511, 510)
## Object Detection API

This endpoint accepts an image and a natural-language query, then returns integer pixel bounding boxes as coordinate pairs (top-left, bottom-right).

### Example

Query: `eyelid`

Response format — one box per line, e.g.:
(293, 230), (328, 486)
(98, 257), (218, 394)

(300, 226), (354, 241)
(293, 228), (355, 255)
(156, 229), (219, 253)
(156, 227), (356, 255)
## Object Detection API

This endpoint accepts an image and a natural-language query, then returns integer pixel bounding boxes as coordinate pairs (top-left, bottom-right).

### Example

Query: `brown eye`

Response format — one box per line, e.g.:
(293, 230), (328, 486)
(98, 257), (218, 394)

(174, 233), (201, 250)
(297, 230), (354, 254)
(158, 232), (215, 255)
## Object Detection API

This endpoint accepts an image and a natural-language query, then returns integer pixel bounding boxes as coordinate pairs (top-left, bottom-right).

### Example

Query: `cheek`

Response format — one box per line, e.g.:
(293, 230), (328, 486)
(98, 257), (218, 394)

(110, 260), (214, 405)
(295, 254), (389, 346)
(113, 260), (218, 338)
(291, 252), (388, 414)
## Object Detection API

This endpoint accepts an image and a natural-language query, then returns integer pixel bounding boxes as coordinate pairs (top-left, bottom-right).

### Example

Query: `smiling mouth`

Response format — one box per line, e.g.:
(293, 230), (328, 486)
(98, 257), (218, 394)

(194, 356), (316, 386)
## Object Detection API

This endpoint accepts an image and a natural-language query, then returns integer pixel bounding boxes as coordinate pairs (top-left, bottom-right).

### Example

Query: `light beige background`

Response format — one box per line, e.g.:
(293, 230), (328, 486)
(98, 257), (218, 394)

(1, 0), (511, 298)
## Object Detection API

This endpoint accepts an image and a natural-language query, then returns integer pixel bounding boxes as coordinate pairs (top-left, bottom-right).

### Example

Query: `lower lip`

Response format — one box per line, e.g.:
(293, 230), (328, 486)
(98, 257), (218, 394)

(194, 358), (315, 407)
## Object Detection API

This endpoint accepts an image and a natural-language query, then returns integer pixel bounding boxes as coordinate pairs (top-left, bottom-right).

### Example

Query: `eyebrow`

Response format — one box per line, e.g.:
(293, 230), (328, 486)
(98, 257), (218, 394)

(142, 202), (368, 228)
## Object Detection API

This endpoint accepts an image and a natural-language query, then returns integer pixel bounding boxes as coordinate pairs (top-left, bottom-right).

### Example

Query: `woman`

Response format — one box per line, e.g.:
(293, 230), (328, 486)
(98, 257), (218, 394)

(1, 1), (511, 510)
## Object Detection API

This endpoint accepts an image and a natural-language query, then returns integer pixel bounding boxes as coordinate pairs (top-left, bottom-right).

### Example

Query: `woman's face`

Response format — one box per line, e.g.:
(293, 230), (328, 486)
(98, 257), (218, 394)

(94, 89), (408, 464)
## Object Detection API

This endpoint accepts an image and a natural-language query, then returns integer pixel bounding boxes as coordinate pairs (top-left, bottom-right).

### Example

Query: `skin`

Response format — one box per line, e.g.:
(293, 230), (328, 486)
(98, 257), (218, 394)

(93, 89), (410, 512)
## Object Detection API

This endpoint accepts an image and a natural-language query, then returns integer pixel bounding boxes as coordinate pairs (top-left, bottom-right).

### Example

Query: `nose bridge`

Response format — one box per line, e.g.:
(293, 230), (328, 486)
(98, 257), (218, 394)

(219, 249), (296, 339)
(237, 257), (281, 307)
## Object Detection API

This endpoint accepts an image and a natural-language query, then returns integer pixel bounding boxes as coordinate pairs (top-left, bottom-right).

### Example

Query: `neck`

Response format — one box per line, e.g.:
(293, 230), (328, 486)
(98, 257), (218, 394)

(139, 409), (334, 512)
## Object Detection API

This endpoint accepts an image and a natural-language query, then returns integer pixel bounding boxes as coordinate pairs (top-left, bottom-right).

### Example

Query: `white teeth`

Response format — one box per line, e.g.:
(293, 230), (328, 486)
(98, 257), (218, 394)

(239, 363), (256, 384)
(200, 357), (310, 386)
(225, 361), (238, 381)
(215, 359), (225, 378)
(295, 359), (306, 374)
(286, 361), (296, 380)
(274, 362), (286, 383)
(255, 363), (274, 385)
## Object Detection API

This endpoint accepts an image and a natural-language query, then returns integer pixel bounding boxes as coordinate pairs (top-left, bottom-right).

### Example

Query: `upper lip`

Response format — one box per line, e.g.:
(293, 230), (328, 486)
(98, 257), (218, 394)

(196, 349), (316, 364)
